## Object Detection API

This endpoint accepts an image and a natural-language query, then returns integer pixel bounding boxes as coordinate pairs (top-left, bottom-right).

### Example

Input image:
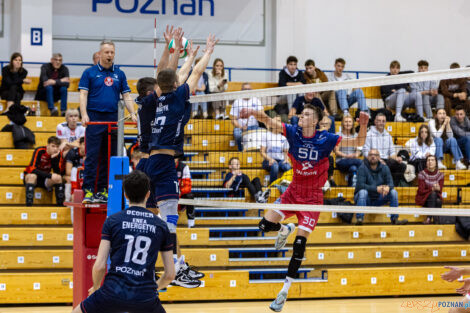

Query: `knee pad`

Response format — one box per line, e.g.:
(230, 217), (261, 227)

(159, 199), (179, 233)
(258, 217), (281, 232)
(292, 236), (307, 261)
(54, 183), (65, 206)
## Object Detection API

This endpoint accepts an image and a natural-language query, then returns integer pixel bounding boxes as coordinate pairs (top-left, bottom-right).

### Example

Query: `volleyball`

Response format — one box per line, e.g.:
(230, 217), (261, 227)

(168, 37), (189, 59)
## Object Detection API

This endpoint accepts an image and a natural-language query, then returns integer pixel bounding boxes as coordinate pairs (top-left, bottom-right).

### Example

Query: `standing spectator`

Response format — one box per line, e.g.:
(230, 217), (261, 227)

(192, 57), (210, 119)
(79, 40), (137, 203)
(208, 58), (228, 119)
(327, 58), (368, 117)
(0, 52), (31, 112)
(35, 53), (70, 116)
(334, 114), (369, 187)
(440, 63), (470, 115)
(260, 115), (291, 184)
(303, 59), (336, 115)
(381, 60), (423, 122)
(23, 136), (64, 207)
(354, 148), (407, 225)
(56, 108), (86, 156)
(229, 83), (263, 151)
(408, 124), (436, 173)
(223, 157), (267, 203)
(278, 56), (306, 110)
(92, 52), (100, 66)
(416, 155), (444, 224)
(410, 60), (444, 120)
(429, 108), (466, 170)
(450, 106), (470, 161)
(176, 157), (195, 228)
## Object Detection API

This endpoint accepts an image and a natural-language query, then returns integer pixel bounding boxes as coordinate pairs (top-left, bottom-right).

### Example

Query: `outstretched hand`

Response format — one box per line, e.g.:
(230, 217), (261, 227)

(357, 111), (370, 126)
(457, 278), (470, 295)
(203, 34), (219, 54)
(442, 266), (463, 282)
(163, 25), (175, 45)
(173, 27), (184, 49)
(187, 40), (200, 58)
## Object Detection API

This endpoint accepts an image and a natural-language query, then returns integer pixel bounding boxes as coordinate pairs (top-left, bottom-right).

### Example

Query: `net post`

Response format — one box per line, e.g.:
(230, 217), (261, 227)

(117, 100), (125, 157)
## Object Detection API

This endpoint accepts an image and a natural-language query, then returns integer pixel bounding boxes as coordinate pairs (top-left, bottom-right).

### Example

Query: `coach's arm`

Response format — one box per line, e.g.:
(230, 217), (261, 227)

(79, 90), (89, 126)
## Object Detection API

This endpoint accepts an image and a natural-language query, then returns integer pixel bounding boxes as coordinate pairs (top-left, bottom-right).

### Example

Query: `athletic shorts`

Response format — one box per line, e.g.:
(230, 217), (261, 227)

(23, 172), (50, 190)
(80, 288), (166, 313)
(143, 154), (179, 202)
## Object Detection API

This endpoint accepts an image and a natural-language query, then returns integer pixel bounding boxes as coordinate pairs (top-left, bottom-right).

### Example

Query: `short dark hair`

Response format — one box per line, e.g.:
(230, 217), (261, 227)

(450, 62), (460, 69)
(375, 112), (386, 120)
(156, 69), (178, 93)
(417, 60), (429, 67)
(390, 60), (400, 69)
(123, 170), (150, 203)
(455, 105), (465, 112)
(305, 59), (315, 67)
(79, 137), (85, 144)
(47, 136), (61, 146)
(137, 77), (156, 98)
(335, 58), (346, 65)
(286, 56), (298, 64)
(229, 157), (239, 165)
(303, 104), (323, 122)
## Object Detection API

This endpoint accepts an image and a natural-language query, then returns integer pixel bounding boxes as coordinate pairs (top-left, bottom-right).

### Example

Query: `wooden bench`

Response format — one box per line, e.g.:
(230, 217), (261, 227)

(0, 207), (71, 225)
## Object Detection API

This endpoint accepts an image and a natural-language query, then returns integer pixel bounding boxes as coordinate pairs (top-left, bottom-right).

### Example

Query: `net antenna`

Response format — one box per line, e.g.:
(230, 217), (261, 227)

(153, 17), (157, 78)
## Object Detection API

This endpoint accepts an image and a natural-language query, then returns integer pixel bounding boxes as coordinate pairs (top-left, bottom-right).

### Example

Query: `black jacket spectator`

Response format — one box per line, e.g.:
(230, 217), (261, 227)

(35, 63), (70, 102)
(0, 66), (28, 105)
(380, 71), (413, 101)
(278, 68), (306, 87)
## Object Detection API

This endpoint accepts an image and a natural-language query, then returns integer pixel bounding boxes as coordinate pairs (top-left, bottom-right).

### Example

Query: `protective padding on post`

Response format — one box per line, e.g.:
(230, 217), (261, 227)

(108, 156), (130, 217)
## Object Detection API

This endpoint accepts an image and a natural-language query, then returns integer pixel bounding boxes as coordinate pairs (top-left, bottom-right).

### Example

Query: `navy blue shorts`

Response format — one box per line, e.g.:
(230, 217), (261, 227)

(80, 288), (166, 313)
(143, 154), (179, 202)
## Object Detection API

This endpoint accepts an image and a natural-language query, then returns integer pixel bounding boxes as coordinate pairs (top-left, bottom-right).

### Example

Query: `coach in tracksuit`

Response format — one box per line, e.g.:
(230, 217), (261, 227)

(78, 40), (136, 203)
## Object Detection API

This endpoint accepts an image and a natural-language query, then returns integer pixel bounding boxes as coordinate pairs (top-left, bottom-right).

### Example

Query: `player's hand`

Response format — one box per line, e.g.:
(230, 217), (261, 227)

(456, 278), (470, 295)
(203, 34), (219, 55)
(187, 40), (200, 58)
(173, 27), (184, 49)
(163, 25), (174, 45)
(358, 111), (370, 126)
(82, 114), (90, 127)
(130, 112), (138, 123)
(442, 266), (463, 282)
(239, 108), (253, 119)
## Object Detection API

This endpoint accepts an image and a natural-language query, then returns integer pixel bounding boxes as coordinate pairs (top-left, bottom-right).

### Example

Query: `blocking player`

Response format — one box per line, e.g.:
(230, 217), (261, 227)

(71, 170), (175, 313)
(240, 106), (369, 312)
(23, 136), (65, 207)
(138, 33), (218, 288)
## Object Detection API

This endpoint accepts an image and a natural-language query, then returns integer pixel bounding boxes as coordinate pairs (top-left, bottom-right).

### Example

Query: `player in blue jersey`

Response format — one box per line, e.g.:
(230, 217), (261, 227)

(240, 105), (369, 312)
(137, 32), (218, 288)
(71, 170), (175, 313)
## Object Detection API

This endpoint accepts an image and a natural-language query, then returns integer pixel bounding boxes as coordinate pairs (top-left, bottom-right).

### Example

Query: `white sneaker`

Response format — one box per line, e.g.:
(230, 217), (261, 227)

(202, 112), (208, 119)
(456, 160), (467, 170)
(274, 223), (295, 250)
(437, 160), (447, 170)
(395, 114), (407, 122)
(270, 291), (288, 312)
(192, 111), (198, 118)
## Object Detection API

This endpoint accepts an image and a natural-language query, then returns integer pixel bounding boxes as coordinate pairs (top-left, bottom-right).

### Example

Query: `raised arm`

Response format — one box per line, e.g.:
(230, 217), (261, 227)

(186, 34), (219, 94)
(167, 27), (184, 72)
(177, 40), (199, 85)
(239, 108), (283, 134)
(156, 25), (174, 77)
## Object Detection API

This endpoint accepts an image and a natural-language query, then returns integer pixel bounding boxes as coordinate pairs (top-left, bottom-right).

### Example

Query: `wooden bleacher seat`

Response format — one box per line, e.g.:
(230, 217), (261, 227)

(0, 207), (70, 225)
(226, 82), (278, 92)
(0, 249), (72, 269)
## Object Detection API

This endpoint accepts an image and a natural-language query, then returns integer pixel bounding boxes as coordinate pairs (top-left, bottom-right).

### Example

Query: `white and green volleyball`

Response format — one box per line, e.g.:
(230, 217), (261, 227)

(168, 37), (189, 59)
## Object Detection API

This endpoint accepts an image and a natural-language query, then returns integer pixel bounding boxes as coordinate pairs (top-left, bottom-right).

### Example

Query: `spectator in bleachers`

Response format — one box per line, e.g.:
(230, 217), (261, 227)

(278, 56), (306, 110)
(327, 58), (368, 117)
(289, 93), (335, 133)
(223, 157), (267, 203)
(354, 148), (407, 225)
(260, 115), (291, 184)
(191, 57), (210, 119)
(56, 108), (86, 157)
(93, 52), (100, 66)
(363, 113), (407, 186)
(410, 60), (444, 120)
(440, 63), (470, 115)
(23, 136), (64, 207)
(0, 52), (31, 112)
(175, 157), (195, 228)
(208, 58), (228, 119)
(381, 60), (423, 122)
(230, 83), (263, 151)
(35, 53), (70, 116)
(320, 116), (337, 189)
(303, 59), (337, 116)
(429, 108), (466, 170)
(63, 137), (85, 202)
(450, 105), (470, 161)
(408, 124), (436, 173)
(416, 155), (444, 224)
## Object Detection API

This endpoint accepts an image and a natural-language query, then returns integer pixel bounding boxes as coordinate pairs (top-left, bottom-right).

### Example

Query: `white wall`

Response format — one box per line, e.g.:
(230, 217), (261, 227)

(0, 0), (12, 62)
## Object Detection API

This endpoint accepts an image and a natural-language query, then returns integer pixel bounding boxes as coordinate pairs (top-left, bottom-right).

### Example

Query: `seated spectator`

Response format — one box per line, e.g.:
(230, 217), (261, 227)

(429, 108), (466, 170)
(410, 60), (444, 120)
(289, 93), (335, 133)
(64, 137), (85, 202)
(208, 58), (228, 119)
(278, 56), (306, 110)
(303, 59), (336, 115)
(381, 60), (423, 122)
(320, 116), (337, 189)
(334, 114), (369, 187)
(56, 109), (86, 156)
(192, 57), (210, 119)
(92, 51), (100, 66)
(450, 105), (470, 161)
(0, 52), (31, 112)
(363, 113), (407, 186)
(176, 157), (195, 228)
(416, 155), (444, 224)
(327, 58), (368, 117)
(230, 83), (263, 151)
(440, 63), (470, 115)
(260, 115), (291, 184)
(223, 157), (267, 203)
(408, 124), (436, 173)
(354, 148), (407, 225)
(23, 136), (64, 206)
(35, 53), (70, 116)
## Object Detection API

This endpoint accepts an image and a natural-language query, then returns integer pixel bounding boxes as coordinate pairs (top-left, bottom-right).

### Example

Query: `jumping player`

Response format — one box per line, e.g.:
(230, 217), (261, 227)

(138, 33), (218, 288)
(240, 105), (369, 312)
(71, 170), (175, 313)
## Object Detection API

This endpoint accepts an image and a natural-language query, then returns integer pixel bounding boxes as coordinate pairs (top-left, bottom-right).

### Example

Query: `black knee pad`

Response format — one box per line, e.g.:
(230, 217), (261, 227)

(292, 236), (307, 261)
(54, 183), (65, 206)
(258, 217), (281, 232)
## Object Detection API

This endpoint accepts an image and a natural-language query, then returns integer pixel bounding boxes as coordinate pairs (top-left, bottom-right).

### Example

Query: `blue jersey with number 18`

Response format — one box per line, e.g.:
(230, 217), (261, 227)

(99, 206), (173, 302)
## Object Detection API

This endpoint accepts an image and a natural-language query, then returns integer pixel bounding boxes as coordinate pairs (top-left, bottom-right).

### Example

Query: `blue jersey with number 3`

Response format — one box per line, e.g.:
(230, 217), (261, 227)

(99, 206), (173, 302)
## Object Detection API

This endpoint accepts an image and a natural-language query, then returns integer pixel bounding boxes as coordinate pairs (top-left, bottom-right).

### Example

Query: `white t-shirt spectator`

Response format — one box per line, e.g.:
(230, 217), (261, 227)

(230, 97), (263, 128)
(261, 131), (289, 161)
(56, 122), (86, 143)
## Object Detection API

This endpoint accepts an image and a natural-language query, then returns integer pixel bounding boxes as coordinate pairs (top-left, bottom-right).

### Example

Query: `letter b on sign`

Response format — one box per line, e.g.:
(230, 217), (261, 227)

(31, 28), (43, 46)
